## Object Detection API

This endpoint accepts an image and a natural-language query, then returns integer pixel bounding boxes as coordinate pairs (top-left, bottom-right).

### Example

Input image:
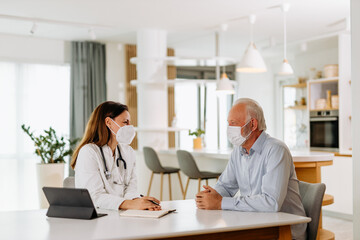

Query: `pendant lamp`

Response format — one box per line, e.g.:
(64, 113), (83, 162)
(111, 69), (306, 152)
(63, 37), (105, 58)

(237, 14), (267, 73)
(216, 32), (235, 95)
(278, 3), (294, 75)
(217, 68), (235, 94)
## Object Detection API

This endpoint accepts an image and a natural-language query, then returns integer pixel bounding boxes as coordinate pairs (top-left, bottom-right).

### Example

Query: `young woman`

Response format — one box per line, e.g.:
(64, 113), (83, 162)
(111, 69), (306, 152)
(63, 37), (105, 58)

(71, 101), (161, 210)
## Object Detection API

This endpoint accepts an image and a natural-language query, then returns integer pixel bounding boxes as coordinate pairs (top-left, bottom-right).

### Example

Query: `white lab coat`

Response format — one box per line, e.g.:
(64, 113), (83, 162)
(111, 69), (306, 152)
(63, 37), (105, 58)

(75, 143), (138, 210)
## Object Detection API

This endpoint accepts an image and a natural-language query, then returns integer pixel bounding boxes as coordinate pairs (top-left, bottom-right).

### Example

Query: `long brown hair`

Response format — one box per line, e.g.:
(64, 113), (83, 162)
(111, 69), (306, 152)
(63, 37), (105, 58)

(70, 101), (129, 169)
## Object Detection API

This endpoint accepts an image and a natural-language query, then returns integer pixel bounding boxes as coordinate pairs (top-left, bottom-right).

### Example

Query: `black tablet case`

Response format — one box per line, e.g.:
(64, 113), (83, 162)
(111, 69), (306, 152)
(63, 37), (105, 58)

(43, 187), (107, 220)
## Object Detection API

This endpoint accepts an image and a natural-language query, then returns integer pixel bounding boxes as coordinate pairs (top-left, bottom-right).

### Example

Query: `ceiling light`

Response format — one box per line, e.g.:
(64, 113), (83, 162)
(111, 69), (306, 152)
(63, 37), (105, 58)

(278, 3), (294, 75)
(89, 28), (96, 40)
(215, 32), (235, 95)
(216, 72), (235, 95)
(279, 59), (294, 75)
(30, 22), (37, 35)
(269, 36), (276, 48)
(237, 14), (267, 73)
(301, 42), (307, 52)
(221, 23), (229, 32)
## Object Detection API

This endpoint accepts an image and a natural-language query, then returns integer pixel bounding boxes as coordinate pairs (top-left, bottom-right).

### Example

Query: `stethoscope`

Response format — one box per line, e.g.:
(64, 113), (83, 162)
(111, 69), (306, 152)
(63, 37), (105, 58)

(99, 145), (127, 181)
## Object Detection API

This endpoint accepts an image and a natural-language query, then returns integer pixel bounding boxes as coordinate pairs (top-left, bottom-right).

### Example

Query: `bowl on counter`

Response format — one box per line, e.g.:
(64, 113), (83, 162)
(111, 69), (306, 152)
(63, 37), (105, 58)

(315, 98), (326, 109)
(323, 64), (338, 78)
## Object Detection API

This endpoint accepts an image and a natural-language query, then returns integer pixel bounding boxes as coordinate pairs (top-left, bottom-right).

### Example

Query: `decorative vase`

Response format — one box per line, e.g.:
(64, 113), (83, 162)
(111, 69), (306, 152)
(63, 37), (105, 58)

(36, 163), (65, 208)
(193, 137), (202, 149)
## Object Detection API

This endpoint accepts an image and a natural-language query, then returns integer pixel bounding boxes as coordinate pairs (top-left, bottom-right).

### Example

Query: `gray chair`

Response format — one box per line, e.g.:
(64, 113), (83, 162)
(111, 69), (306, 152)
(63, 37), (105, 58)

(63, 176), (75, 188)
(143, 147), (184, 201)
(176, 150), (221, 199)
(298, 181), (326, 240)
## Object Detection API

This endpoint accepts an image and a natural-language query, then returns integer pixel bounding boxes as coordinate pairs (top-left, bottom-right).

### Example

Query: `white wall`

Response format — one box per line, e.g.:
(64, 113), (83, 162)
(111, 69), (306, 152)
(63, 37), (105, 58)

(236, 68), (276, 137)
(0, 34), (69, 64)
(105, 43), (127, 103)
(351, 0), (360, 238)
(293, 46), (338, 79)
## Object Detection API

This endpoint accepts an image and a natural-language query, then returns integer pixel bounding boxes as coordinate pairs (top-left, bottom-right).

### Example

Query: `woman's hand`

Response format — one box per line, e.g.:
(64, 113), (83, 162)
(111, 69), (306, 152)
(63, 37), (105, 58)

(119, 196), (161, 211)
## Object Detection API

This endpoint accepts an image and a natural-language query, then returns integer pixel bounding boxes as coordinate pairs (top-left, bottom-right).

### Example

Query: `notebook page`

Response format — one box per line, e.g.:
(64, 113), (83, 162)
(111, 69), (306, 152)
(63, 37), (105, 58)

(119, 209), (175, 218)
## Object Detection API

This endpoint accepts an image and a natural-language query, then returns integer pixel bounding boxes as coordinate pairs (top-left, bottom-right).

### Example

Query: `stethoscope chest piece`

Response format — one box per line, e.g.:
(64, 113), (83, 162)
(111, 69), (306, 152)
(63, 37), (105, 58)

(99, 145), (127, 181)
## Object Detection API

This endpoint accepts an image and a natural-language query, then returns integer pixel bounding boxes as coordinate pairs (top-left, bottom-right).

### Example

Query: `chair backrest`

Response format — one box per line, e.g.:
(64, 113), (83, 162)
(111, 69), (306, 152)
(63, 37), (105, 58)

(63, 176), (75, 188)
(143, 147), (165, 173)
(176, 150), (202, 179)
(298, 181), (326, 240)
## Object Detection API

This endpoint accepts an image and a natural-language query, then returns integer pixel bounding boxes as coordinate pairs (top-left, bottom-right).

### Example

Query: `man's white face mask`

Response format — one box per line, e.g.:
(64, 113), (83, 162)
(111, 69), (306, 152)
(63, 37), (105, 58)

(227, 119), (253, 146)
(109, 119), (136, 145)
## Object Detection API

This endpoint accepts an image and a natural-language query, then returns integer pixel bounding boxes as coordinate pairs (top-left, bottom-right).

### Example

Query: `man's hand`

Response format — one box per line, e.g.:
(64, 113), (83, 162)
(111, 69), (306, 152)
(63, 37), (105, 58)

(195, 185), (222, 210)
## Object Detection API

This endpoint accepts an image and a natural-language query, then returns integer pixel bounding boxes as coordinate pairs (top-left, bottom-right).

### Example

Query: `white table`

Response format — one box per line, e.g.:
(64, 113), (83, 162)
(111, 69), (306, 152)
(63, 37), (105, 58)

(1, 200), (309, 240)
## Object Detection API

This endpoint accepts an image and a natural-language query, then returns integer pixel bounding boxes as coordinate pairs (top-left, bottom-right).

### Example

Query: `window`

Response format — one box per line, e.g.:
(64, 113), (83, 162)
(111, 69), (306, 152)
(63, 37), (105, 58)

(0, 62), (70, 211)
(175, 66), (235, 149)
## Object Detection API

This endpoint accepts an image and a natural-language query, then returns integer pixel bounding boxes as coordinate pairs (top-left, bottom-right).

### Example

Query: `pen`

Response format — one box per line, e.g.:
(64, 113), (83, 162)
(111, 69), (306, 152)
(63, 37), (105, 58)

(140, 194), (160, 206)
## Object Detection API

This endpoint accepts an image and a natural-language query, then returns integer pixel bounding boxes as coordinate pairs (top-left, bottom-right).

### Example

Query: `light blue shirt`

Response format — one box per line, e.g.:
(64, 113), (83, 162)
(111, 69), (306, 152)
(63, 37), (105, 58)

(214, 131), (307, 240)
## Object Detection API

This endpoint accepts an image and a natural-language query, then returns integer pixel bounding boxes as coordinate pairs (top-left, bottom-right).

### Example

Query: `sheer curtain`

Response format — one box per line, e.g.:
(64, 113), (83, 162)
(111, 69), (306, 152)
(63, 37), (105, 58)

(0, 62), (70, 211)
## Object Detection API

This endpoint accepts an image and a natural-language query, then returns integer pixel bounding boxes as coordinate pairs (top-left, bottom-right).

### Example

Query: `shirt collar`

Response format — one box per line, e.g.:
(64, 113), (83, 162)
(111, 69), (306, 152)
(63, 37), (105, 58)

(241, 131), (267, 155)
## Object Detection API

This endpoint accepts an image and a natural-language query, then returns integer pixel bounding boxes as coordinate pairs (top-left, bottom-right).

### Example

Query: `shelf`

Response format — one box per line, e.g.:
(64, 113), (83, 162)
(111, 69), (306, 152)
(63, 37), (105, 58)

(285, 105), (307, 110)
(130, 56), (237, 67)
(283, 83), (307, 88)
(130, 78), (237, 86)
(308, 77), (339, 84)
(135, 127), (189, 132)
(310, 108), (339, 111)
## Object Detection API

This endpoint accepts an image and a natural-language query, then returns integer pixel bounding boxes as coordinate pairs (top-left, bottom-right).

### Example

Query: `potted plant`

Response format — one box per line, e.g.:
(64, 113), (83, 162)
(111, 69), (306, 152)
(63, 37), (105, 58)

(21, 124), (78, 208)
(189, 128), (205, 149)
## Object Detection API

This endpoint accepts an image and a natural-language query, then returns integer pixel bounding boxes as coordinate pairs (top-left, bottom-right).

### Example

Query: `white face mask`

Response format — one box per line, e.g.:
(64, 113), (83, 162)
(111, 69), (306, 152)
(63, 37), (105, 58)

(109, 119), (136, 145)
(227, 119), (252, 146)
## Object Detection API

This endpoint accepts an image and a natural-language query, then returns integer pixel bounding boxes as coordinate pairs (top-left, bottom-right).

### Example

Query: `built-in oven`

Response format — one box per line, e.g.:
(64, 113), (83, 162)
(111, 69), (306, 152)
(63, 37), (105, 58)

(310, 110), (339, 151)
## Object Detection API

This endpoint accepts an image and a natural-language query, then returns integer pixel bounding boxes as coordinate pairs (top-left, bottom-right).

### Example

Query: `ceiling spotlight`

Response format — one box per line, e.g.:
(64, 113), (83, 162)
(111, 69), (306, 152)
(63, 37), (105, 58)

(269, 36), (276, 48)
(301, 42), (308, 52)
(221, 23), (229, 32)
(89, 28), (96, 40)
(30, 22), (37, 35)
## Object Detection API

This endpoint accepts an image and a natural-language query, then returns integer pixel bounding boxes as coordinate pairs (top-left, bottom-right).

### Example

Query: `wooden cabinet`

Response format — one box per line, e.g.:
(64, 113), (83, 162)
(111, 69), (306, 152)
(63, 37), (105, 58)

(307, 33), (352, 154)
(280, 33), (352, 154)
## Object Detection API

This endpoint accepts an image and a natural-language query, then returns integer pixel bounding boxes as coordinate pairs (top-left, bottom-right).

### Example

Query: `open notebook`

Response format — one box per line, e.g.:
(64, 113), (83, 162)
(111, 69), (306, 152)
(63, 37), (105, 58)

(119, 209), (176, 218)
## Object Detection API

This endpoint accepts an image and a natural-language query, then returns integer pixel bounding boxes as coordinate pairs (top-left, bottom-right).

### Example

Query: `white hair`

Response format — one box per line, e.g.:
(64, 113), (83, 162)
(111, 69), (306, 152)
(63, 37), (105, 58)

(233, 98), (267, 131)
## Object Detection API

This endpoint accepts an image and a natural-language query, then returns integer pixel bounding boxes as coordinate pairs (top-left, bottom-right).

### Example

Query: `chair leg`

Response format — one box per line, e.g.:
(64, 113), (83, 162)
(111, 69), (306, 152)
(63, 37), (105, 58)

(168, 174), (172, 200)
(177, 172), (184, 199)
(206, 179), (208, 186)
(184, 177), (190, 200)
(147, 172), (154, 196)
(198, 178), (201, 193)
(160, 172), (164, 201)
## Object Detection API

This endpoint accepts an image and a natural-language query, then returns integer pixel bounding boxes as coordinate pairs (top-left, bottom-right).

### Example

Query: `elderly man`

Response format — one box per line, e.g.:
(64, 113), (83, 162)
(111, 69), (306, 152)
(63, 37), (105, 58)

(195, 98), (307, 240)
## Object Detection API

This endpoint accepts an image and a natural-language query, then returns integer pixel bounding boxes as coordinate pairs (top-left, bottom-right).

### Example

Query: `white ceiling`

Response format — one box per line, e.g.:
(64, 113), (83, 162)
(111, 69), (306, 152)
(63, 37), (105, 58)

(0, 0), (350, 58)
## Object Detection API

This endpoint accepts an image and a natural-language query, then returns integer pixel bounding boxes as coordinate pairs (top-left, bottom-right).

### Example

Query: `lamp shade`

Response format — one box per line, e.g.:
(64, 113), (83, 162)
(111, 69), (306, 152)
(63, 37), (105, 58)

(278, 59), (294, 75)
(237, 43), (267, 73)
(216, 73), (235, 95)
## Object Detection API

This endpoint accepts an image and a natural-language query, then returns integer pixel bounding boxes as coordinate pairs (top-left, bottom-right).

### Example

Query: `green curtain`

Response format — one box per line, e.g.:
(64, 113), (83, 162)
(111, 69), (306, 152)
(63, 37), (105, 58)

(69, 41), (107, 175)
